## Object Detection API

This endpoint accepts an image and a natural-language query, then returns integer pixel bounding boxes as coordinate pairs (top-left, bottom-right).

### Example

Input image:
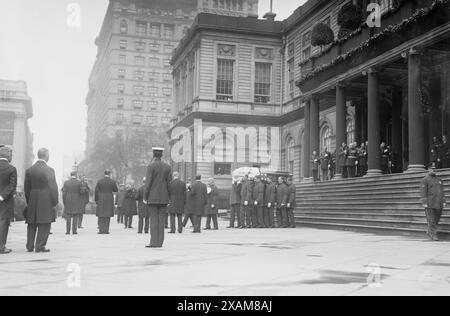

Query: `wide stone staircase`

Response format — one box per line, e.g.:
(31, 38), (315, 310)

(295, 169), (450, 237)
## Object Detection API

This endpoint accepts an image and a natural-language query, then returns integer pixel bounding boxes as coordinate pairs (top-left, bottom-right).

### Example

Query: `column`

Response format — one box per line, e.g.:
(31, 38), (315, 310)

(407, 48), (426, 172)
(367, 68), (382, 176)
(310, 95), (320, 157)
(335, 84), (347, 179)
(302, 100), (311, 181)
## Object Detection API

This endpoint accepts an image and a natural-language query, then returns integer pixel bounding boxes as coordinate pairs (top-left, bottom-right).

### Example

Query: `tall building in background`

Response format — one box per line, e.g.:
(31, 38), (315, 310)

(0, 80), (34, 191)
(86, 0), (259, 154)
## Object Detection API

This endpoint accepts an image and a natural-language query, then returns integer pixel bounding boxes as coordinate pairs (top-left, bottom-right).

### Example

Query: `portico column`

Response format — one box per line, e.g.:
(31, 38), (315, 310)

(310, 95), (320, 157)
(335, 84), (347, 179)
(407, 48), (426, 172)
(302, 100), (311, 181)
(367, 68), (382, 176)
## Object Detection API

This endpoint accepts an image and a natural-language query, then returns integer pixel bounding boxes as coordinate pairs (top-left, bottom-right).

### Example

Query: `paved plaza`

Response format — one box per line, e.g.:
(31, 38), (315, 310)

(0, 216), (450, 296)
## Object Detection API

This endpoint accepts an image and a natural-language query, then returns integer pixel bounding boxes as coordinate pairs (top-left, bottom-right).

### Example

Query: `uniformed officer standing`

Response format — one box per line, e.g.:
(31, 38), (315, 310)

(252, 175), (265, 228)
(275, 177), (288, 228)
(144, 147), (172, 248)
(228, 178), (242, 228)
(0, 147), (17, 255)
(264, 176), (276, 228)
(168, 172), (186, 234)
(420, 169), (446, 241)
(286, 177), (296, 228)
(95, 170), (119, 235)
(136, 178), (150, 234)
(243, 175), (255, 228)
(239, 175), (249, 229)
(62, 172), (82, 235)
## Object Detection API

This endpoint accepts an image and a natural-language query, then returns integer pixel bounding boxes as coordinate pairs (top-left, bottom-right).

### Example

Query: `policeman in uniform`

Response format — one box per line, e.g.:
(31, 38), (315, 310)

(239, 175), (250, 229)
(228, 178), (242, 228)
(252, 175), (265, 228)
(264, 176), (276, 228)
(420, 168), (446, 241)
(286, 177), (296, 228)
(144, 147), (172, 248)
(275, 177), (288, 228)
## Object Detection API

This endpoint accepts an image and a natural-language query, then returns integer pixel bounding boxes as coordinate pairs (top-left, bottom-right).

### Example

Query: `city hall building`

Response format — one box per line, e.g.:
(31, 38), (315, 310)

(0, 80), (34, 191)
(170, 0), (450, 234)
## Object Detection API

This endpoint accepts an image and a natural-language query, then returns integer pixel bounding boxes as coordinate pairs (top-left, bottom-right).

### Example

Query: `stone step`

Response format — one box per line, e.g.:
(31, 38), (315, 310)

(296, 212), (450, 222)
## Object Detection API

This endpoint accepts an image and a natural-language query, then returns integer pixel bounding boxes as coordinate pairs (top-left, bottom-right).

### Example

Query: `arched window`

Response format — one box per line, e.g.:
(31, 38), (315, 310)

(320, 125), (332, 152)
(287, 137), (295, 174)
(120, 20), (128, 34)
(347, 117), (355, 145)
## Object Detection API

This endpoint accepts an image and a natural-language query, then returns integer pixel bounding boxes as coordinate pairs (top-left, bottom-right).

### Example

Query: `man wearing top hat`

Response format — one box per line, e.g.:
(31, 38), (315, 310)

(62, 171), (82, 235)
(0, 146), (17, 254)
(95, 170), (118, 234)
(144, 147), (172, 248)
(168, 172), (186, 234)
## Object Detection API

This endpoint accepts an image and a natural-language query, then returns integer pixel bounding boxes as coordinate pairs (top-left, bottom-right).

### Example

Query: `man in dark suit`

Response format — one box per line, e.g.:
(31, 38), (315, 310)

(275, 177), (288, 228)
(190, 175), (207, 233)
(136, 178), (150, 234)
(144, 147), (172, 248)
(264, 176), (276, 228)
(0, 147), (17, 254)
(95, 170), (118, 234)
(62, 172), (82, 235)
(168, 172), (186, 234)
(228, 178), (241, 228)
(24, 148), (59, 253)
(252, 175), (265, 228)
(78, 175), (90, 229)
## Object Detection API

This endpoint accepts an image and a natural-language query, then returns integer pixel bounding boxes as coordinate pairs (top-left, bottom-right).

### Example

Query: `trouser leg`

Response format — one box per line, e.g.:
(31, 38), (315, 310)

(280, 207), (288, 228)
(177, 214), (183, 233)
(72, 216), (78, 234)
(78, 214), (83, 228)
(206, 215), (212, 229)
(268, 207), (275, 228)
(251, 206), (258, 227)
(212, 215), (218, 229)
(138, 216), (144, 233)
(239, 205), (246, 227)
(158, 207), (166, 247)
(276, 208), (282, 227)
(27, 224), (37, 251)
(425, 208), (438, 238)
(194, 215), (202, 232)
(170, 214), (176, 233)
(0, 219), (10, 250)
(149, 206), (159, 246)
(66, 216), (72, 234)
(36, 224), (51, 251)
(263, 207), (269, 227)
(144, 217), (150, 234)
(288, 208), (296, 228)
(257, 207), (264, 227)
(245, 206), (252, 228)
(229, 206), (235, 227)
(128, 216), (133, 228)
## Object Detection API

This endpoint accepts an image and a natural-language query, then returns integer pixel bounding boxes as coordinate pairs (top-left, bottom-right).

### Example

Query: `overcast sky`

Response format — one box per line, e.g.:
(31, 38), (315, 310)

(0, 0), (306, 183)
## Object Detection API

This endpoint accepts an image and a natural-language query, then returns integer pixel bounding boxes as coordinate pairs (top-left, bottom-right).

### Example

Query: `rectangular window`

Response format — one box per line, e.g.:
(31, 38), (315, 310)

(135, 70), (144, 81)
(288, 59), (295, 97)
(164, 44), (174, 54)
(147, 100), (158, 111)
(302, 31), (312, 60)
(133, 100), (143, 109)
(162, 88), (172, 97)
(117, 98), (124, 109)
(150, 23), (161, 38)
(163, 58), (171, 67)
(148, 87), (158, 97)
(136, 21), (147, 36)
(135, 41), (145, 51)
(134, 85), (144, 95)
(148, 71), (159, 81)
(149, 43), (160, 52)
(118, 84), (125, 94)
(118, 69), (126, 79)
(214, 163), (231, 176)
(132, 115), (143, 125)
(119, 40), (127, 50)
(163, 73), (172, 81)
(147, 116), (157, 125)
(254, 63), (272, 104)
(149, 57), (160, 67)
(163, 24), (175, 39)
(135, 56), (145, 66)
(119, 54), (126, 64)
(216, 59), (234, 101)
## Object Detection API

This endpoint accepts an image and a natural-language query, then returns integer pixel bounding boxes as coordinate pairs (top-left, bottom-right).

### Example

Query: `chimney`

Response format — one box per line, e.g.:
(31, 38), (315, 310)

(264, 0), (276, 21)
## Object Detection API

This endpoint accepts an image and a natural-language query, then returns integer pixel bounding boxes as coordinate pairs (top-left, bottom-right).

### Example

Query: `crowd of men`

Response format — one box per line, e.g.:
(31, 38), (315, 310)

(0, 142), (447, 254)
(229, 175), (296, 229)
